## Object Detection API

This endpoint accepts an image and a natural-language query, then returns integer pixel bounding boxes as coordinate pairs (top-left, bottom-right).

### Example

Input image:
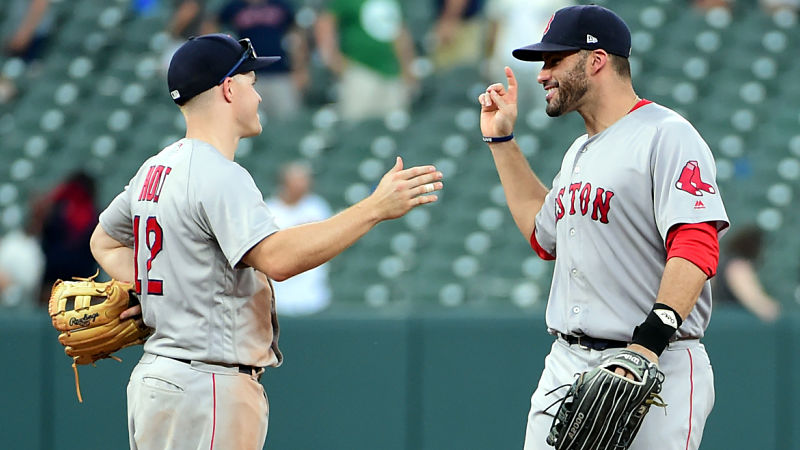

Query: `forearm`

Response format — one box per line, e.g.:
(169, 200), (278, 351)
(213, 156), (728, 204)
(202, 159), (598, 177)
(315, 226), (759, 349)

(654, 256), (707, 320)
(393, 27), (416, 77)
(96, 248), (135, 282)
(90, 225), (135, 282)
(169, 0), (200, 36)
(314, 13), (343, 71)
(487, 140), (548, 238)
(726, 261), (779, 319)
(628, 250), (710, 363)
(439, 0), (469, 21)
(244, 200), (381, 281)
(12, 0), (48, 44)
(289, 28), (309, 72)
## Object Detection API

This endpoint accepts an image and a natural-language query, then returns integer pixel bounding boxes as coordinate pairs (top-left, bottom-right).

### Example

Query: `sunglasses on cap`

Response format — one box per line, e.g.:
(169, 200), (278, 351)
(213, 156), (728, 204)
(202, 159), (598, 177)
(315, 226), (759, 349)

(218, 38), (257, 84)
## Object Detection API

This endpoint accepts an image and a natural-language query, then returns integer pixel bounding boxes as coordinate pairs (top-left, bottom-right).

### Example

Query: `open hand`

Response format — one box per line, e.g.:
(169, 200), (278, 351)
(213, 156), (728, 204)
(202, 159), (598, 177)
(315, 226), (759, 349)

(368, 157), (443, 221)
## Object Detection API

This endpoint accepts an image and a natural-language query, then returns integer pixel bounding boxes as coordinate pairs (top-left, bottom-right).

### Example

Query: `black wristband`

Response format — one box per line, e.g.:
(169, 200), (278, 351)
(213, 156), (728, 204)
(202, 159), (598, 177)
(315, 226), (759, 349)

(631, 303), (683, 356)
(482, 133), (514, 143)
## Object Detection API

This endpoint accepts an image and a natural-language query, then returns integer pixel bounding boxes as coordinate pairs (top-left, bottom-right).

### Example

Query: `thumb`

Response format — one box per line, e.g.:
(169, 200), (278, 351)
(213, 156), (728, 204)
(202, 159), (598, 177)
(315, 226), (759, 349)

(391, 156), (403, 172)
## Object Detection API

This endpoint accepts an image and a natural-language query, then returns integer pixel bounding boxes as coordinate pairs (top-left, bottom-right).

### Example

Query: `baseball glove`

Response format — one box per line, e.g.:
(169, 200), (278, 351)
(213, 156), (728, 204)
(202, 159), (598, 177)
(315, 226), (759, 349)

(48, 271), (152, 402)
(546, 349), (666, 450)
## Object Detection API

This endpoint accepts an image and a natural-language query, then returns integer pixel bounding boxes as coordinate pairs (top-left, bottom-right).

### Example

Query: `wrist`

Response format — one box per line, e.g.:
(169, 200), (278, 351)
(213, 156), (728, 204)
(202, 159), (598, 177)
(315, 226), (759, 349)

(626, 344), (659, 364)
(359, 194), (387, 224)
(482, 133), (514, 143)
(631, 302), (682, 356)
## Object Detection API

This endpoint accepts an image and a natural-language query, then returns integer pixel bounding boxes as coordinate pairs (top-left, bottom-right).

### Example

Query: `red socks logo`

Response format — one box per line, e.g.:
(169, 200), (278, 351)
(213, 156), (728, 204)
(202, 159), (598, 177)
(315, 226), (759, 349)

(675, 161), (715, 196)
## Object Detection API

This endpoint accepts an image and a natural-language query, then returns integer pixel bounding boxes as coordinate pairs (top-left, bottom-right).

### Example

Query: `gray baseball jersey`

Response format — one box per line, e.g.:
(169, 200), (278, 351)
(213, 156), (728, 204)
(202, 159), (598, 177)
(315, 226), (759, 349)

(99, 138), (282, 368)
(532, 102), (729, 341)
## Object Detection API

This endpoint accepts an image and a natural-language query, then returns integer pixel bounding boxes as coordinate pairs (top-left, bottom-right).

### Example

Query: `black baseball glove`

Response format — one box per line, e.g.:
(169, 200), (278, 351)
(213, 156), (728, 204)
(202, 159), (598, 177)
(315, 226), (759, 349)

(546, 349), (666, 450)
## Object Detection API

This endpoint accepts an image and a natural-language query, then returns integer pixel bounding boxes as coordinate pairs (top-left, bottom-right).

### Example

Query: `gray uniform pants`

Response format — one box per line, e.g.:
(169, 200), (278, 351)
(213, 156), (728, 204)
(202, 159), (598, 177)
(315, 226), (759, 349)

(127, 353), (268, 450)
(524, 338), (714, 450)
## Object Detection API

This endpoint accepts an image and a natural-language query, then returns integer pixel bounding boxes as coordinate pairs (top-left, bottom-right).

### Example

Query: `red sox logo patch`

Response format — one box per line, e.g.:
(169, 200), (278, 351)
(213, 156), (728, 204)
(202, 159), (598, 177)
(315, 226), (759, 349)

(675, 161), (715, 197)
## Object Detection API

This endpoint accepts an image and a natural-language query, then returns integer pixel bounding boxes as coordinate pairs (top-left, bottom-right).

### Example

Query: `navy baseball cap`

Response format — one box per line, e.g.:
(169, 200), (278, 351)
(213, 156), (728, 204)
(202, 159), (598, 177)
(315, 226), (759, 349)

(512, 5), (631, 62)
(167, 33), (280, 105)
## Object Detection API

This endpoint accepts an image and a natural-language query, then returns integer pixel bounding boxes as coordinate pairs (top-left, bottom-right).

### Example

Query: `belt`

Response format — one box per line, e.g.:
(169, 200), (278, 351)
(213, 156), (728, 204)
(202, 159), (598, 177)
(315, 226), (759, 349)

(558, 333), (628, 351)
(171, 357), (263, 378)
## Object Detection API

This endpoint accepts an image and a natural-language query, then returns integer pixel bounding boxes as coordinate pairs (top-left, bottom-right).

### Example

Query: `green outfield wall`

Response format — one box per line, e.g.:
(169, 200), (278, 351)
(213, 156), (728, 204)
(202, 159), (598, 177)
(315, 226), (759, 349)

(1, 306), (796, 450)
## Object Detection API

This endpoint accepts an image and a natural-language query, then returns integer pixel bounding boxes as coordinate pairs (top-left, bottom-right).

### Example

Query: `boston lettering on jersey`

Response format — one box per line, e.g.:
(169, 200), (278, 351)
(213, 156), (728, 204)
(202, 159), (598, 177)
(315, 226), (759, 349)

(555, 182), (614, 223)
(138, 165), (172, 203)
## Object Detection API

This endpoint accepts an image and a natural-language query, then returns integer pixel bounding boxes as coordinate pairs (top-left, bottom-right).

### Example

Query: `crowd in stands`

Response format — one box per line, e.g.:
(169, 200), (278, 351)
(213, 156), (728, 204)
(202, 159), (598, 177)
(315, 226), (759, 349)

(1, 0), (798, 318)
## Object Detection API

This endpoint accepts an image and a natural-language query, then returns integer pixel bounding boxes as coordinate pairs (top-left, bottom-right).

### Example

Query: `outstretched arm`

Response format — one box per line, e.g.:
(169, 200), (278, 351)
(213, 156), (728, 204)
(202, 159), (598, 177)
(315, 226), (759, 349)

(479, 67), (549, 240)
(243, 157), (442, 281)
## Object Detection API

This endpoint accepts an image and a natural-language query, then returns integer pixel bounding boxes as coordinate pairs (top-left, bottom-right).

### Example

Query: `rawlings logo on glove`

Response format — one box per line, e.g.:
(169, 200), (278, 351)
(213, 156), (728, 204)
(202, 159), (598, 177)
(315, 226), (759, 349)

(48, 271), (153, 402)
(69, 313), (100, 327)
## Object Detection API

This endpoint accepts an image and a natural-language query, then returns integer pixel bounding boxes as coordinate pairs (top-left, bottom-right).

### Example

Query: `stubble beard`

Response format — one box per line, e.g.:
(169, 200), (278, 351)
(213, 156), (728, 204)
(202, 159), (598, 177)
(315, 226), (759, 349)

(545, 56), (589, 117)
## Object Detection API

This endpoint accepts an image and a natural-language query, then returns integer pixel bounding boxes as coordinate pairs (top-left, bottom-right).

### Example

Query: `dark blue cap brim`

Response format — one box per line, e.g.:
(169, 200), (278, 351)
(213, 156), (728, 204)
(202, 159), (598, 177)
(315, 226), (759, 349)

(512, 43), (581, 62)
(238, 56), (281, 74)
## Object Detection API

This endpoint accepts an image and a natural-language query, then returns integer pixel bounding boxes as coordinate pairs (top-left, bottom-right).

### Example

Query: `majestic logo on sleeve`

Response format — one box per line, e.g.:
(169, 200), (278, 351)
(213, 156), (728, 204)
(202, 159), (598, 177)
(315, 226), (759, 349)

(675, 161), (715, 196)
(555, 182), (615, 224)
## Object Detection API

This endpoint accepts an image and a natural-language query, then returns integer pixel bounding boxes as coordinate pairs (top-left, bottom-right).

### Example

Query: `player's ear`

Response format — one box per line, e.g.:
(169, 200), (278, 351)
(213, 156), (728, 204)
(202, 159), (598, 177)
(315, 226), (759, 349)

(221, 77), (235, 103)
(588, 49), (608, 75)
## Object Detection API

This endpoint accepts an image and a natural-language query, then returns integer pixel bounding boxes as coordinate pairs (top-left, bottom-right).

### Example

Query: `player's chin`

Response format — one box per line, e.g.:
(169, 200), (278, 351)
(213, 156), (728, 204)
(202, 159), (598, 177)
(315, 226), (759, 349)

(243, 121), (263, 138)
(545, 103), (565, 117)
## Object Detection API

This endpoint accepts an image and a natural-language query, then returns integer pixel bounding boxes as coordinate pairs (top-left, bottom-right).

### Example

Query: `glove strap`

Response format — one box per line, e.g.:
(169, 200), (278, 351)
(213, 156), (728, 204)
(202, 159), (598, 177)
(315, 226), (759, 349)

(631, 303), (683, 356)
(72, 359), (83, 403)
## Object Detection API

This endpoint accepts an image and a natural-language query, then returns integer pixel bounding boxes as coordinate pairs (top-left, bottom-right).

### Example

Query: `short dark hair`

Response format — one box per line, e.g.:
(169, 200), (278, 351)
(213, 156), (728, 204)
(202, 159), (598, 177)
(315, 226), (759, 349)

(608, 54), (631, 79)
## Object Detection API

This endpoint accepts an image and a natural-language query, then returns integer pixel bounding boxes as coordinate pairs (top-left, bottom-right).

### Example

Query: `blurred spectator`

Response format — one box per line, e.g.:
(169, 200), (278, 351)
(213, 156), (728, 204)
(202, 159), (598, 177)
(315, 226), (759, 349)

(760, 0), (799, 14)
(0, 226), (44, 309)
(266, 162), (333, 315)
(160, 1), (208, 74)
(430, 0), (486, 71)
(1, 0), (54, 104)
(692, 0), (733, 11)
(206, 0), (309, 121)
(314, 0), (416, 122)
(713, 225), (781, 322)
(2, 0), (53, 62)
(484, 0), (573, 106)
(34, 171), (99, 305)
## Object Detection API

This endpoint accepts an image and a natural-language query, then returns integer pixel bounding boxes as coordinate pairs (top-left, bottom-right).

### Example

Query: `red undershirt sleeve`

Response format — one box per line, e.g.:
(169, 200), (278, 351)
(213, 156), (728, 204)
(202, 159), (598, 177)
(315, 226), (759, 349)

(665, 222), (720, 278)
(529, 228), (556, 261)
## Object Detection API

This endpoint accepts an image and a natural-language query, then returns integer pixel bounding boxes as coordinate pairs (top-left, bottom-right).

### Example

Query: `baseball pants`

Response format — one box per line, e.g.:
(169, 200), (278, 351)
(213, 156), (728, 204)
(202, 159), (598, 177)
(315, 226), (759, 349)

(127, 353), (268, 450)
(523, 338), (714, 450)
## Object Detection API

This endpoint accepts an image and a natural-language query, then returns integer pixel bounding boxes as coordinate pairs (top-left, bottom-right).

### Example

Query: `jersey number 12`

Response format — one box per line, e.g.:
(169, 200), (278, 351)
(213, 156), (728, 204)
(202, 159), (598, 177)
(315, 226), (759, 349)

(133, 215), (164, 295)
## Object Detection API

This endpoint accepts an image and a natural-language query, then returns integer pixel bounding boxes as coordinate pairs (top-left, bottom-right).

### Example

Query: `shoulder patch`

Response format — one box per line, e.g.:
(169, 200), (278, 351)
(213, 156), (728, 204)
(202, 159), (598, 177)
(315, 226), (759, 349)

(675, 160), (715, 196)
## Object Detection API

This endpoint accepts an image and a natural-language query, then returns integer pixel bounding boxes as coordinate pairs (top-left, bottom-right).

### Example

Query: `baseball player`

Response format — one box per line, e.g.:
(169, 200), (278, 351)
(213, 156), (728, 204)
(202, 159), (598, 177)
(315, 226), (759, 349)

(89, 33), (443, 449)
(477, 6), (729, 450)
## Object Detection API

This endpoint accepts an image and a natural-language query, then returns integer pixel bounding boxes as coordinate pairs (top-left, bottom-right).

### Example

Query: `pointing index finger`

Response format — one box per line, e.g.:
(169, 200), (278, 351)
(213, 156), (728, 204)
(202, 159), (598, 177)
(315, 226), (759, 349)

(505, 66), (518, 96)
